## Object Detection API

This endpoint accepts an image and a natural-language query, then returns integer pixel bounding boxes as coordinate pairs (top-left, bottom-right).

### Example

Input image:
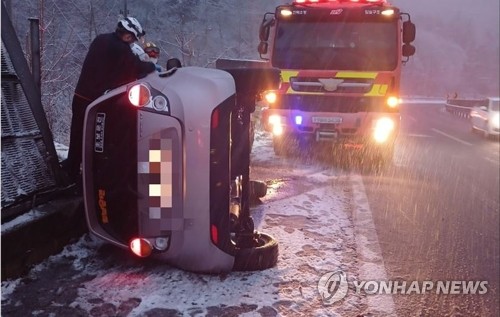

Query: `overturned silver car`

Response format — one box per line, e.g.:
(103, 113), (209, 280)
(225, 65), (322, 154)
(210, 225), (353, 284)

(82, 62), (280, 273)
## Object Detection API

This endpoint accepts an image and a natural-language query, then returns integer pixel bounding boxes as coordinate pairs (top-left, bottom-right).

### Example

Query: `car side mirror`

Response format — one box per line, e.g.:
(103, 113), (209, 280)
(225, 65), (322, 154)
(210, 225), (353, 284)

(166, 58), (182, 70)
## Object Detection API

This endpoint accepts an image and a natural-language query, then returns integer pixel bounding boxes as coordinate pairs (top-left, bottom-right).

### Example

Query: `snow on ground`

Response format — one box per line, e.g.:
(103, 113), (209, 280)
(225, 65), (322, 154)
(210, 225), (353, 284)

(1, 130), (390, 316)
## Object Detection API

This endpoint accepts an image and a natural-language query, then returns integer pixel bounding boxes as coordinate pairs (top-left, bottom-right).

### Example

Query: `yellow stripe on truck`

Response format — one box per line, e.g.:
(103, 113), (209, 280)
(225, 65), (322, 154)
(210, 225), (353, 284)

(281, 70), (299, 83)
(335, 71), (378, 79)
(286, 88), (320, 95)
(366, 84), (388, 96)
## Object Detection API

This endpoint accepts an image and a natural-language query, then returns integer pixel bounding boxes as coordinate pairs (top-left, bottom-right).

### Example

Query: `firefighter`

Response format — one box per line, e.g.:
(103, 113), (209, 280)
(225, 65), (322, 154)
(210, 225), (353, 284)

(64, 17), (156, 186)
(143, 41), (162, 72)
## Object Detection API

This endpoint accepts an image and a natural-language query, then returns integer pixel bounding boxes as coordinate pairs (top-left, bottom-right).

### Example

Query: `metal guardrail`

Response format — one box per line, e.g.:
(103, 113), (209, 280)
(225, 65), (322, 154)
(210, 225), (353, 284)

(1, 3), (67, 223)
(444, 98), (488, 119)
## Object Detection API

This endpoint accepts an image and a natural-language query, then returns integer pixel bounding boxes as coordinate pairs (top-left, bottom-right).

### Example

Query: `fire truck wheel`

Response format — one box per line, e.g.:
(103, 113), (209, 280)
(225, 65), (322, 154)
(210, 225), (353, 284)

(233, 232), (279, 271)
(371, 146), (394, 171)
(273, 136), (293, 156)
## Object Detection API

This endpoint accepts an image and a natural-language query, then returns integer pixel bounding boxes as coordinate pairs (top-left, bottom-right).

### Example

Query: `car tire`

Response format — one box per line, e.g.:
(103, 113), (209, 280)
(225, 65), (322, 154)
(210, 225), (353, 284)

(365, 144), (394, 170)
(233, 232), (279, 271)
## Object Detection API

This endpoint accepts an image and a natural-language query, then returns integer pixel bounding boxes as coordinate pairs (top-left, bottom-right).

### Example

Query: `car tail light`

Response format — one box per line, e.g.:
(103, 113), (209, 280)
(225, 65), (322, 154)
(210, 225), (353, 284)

(130, 238), (153, 257)
(212, 108), (220, 129)
(128, 83), (151, 107)
(373, 117), (395, 143)
(211, 224), (219, 244)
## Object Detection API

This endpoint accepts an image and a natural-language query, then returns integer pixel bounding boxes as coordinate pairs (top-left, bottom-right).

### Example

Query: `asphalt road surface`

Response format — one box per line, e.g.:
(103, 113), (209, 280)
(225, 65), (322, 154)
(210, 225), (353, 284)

(362, 102), (499, 316)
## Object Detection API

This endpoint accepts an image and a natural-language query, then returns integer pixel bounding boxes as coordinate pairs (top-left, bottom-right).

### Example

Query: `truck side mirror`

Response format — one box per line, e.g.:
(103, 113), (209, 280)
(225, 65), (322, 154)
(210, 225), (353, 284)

(403, 20), (416, 44)
(259, 13), (275, 41)
(258, 42), (268, 55)
(402, 43), (415, 57)
(259, 24), (270, 42)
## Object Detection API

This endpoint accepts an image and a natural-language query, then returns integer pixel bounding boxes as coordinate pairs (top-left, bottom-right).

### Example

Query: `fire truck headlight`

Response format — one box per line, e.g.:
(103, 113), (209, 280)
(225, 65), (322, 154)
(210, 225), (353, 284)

(273, 125), (284, 136)
(387, 96), (400, 108)
(268, 114), (282, 126)
(280, 9), (293, 17)
(264, 91), (278, 104)
(381, 9), (395, 16)
(269, 114), (286, 136)
(373, 117), (395, 143)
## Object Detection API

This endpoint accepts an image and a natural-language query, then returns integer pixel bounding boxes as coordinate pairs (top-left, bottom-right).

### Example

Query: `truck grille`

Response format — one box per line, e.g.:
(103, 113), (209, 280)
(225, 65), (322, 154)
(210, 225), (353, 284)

(278, 95), (390, 113)
(290, 77), (373, 94)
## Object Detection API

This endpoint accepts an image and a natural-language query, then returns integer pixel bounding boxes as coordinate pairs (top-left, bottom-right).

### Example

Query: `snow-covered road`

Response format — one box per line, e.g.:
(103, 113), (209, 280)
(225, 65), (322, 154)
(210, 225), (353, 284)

(1, 130), (394, 317)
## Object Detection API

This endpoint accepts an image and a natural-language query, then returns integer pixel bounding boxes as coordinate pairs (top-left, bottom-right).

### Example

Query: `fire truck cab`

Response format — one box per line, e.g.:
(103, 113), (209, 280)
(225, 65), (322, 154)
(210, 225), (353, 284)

(258, 0), (416, 164)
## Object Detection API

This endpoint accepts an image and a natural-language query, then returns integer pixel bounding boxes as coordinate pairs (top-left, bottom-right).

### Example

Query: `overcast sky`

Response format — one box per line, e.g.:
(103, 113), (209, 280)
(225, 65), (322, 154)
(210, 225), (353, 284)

(393, 0), (499, 38)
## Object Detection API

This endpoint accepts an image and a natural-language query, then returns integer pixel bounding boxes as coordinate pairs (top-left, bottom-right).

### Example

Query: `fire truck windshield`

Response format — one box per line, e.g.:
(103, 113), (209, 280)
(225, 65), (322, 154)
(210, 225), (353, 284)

(271, 21), (398, 71)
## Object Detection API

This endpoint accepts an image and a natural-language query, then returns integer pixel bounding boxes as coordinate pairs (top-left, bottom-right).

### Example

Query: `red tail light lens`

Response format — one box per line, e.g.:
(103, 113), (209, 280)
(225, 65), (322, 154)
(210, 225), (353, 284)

(211, 224), (219, 244)
(130, 238), (153, 257)
(128, 83), (151, 107)
(211, 108), (220, 129)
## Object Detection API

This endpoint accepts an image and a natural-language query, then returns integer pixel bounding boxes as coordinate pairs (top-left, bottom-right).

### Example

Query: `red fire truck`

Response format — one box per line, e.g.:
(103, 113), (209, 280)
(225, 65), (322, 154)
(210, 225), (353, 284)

(258, 0), (416, 164)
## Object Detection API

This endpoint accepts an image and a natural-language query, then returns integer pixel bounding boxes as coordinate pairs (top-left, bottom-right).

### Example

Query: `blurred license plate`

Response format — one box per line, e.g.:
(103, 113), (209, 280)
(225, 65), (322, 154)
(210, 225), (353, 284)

(312, 116), (342, 124)
(94, 113), (106, 153)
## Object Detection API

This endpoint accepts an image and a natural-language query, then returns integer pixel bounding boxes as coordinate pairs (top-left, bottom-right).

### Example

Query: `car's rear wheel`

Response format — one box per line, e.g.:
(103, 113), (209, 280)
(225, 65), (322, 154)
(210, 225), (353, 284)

(233, 232), (278, 271)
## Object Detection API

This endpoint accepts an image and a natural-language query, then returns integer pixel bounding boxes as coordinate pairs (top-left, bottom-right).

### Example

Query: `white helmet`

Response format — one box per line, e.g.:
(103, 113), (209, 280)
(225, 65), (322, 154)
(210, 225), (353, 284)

(117, 17), (145, 40)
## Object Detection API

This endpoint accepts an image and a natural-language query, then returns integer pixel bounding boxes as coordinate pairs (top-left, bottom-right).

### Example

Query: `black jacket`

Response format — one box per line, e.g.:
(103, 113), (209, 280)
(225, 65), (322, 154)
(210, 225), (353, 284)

(74, 32), (156, 101)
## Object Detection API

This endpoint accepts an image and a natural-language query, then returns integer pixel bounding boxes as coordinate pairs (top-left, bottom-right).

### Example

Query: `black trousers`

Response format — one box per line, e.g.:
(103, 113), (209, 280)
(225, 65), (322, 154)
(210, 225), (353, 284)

(65, 95), (91, 183)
